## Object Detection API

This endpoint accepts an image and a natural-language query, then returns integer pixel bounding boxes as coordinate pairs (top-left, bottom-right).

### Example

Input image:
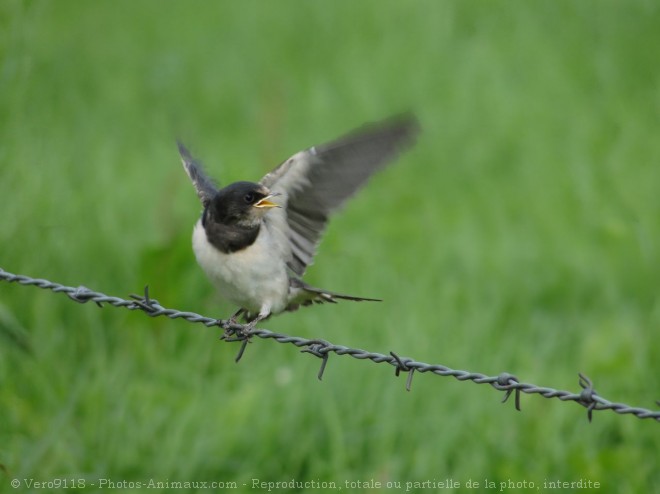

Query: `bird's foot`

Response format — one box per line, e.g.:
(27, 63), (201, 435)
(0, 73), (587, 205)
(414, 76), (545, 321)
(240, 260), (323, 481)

(239, 310), (270, 337)
(220, 309), (268, 341)
(239, 319), (258, 338)
(224, 316), (259, 363)
(220, 310), (269, 363)
(220, 308), (246, 330)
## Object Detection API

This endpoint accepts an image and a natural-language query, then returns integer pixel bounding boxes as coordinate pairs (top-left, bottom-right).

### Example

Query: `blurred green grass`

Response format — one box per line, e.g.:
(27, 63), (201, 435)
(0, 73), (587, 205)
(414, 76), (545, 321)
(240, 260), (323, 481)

(1, 0), (659, 492)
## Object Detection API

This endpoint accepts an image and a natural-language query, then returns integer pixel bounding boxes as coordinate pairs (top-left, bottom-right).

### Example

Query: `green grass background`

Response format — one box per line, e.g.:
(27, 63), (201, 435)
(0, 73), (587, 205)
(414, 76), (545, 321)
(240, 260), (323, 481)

(1, 1), (659, 492)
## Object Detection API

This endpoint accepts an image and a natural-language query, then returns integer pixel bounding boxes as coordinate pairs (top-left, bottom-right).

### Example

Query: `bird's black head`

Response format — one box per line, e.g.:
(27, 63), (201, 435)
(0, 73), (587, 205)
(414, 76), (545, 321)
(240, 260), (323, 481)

(205, 181), (280, 227)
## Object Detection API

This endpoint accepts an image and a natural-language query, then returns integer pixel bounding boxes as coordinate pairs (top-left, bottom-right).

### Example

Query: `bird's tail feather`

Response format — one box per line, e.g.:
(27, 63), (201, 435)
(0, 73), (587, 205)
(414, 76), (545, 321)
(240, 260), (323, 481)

(293, 279), (381, 306)
(308, 288), (381, 303)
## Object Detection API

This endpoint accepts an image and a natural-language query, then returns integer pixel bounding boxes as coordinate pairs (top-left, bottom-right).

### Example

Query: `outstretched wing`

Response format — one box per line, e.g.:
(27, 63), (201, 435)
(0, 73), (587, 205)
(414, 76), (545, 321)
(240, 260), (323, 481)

(178, 141), (219, 207)
(261, 114), (420, 276)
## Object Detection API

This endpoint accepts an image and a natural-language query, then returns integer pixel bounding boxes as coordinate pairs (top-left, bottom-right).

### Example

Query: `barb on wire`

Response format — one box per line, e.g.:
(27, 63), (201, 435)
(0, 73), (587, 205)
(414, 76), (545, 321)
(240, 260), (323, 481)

(390, 352), (415, 391)
(300, 341), (332, 380)
(1, 267), (659, 423)
(494, 373), (522, 411)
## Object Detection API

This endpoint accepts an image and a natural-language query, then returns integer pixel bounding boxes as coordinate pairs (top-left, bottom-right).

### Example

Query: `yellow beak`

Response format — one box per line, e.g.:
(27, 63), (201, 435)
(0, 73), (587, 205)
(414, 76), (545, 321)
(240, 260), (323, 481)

(254, 193), (281, 209)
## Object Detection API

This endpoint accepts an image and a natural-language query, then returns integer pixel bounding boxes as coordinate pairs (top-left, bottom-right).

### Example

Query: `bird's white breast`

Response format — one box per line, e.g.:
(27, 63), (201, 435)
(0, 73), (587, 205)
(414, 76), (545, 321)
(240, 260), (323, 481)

(192, 220), (290, 314)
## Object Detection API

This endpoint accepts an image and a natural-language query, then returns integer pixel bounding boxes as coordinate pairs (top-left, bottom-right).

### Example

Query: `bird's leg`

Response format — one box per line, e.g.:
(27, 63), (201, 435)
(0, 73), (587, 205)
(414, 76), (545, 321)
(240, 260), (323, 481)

(228, 308), (246, 325)
(220, 308), (246, 333)
(220, 308), (255, 361)
(241, 314), (270, 336)
(240, 306), (271, 336)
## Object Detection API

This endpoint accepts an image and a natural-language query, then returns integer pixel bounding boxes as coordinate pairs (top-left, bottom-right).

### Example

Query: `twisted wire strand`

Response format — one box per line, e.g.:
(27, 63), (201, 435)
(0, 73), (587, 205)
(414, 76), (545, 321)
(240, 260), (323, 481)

(1, 267), (658, 423)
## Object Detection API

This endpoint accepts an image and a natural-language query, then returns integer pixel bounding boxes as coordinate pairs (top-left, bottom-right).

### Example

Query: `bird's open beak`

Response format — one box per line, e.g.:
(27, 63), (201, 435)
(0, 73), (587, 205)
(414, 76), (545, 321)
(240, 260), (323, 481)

(254, 192), (282, 209)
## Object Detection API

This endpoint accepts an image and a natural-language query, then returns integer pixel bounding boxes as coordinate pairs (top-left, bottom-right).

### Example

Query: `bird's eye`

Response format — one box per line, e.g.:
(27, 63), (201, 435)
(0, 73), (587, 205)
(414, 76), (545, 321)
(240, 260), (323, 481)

(244, 193), (255, 204)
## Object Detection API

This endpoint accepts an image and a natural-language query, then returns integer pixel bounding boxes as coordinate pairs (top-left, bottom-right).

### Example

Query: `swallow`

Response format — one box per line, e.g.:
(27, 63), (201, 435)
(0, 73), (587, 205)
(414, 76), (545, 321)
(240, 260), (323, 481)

(179, 114), (419, 330)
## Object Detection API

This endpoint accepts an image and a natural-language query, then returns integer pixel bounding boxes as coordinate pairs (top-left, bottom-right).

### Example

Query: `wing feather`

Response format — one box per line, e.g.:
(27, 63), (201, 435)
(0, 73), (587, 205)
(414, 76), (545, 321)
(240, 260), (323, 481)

(261, 114), (420, 276)
(178, 141), (219, 207)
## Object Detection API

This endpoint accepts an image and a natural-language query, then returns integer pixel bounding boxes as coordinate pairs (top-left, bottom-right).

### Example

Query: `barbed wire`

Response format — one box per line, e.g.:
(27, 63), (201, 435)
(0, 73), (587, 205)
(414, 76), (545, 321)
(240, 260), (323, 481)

(1, 267), (658, 423)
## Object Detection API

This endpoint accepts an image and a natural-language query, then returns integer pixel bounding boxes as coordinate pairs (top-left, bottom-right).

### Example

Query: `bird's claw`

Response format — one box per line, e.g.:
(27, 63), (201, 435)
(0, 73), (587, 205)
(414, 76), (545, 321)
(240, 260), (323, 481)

(219, 308), (246, 330)
(219, 310), (266, 363)
(239, 319), (259, 337)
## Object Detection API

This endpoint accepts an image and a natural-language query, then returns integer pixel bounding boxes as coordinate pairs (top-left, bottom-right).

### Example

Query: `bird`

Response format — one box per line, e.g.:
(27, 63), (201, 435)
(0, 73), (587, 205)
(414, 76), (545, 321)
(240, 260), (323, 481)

(179, 114), (420, 331)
